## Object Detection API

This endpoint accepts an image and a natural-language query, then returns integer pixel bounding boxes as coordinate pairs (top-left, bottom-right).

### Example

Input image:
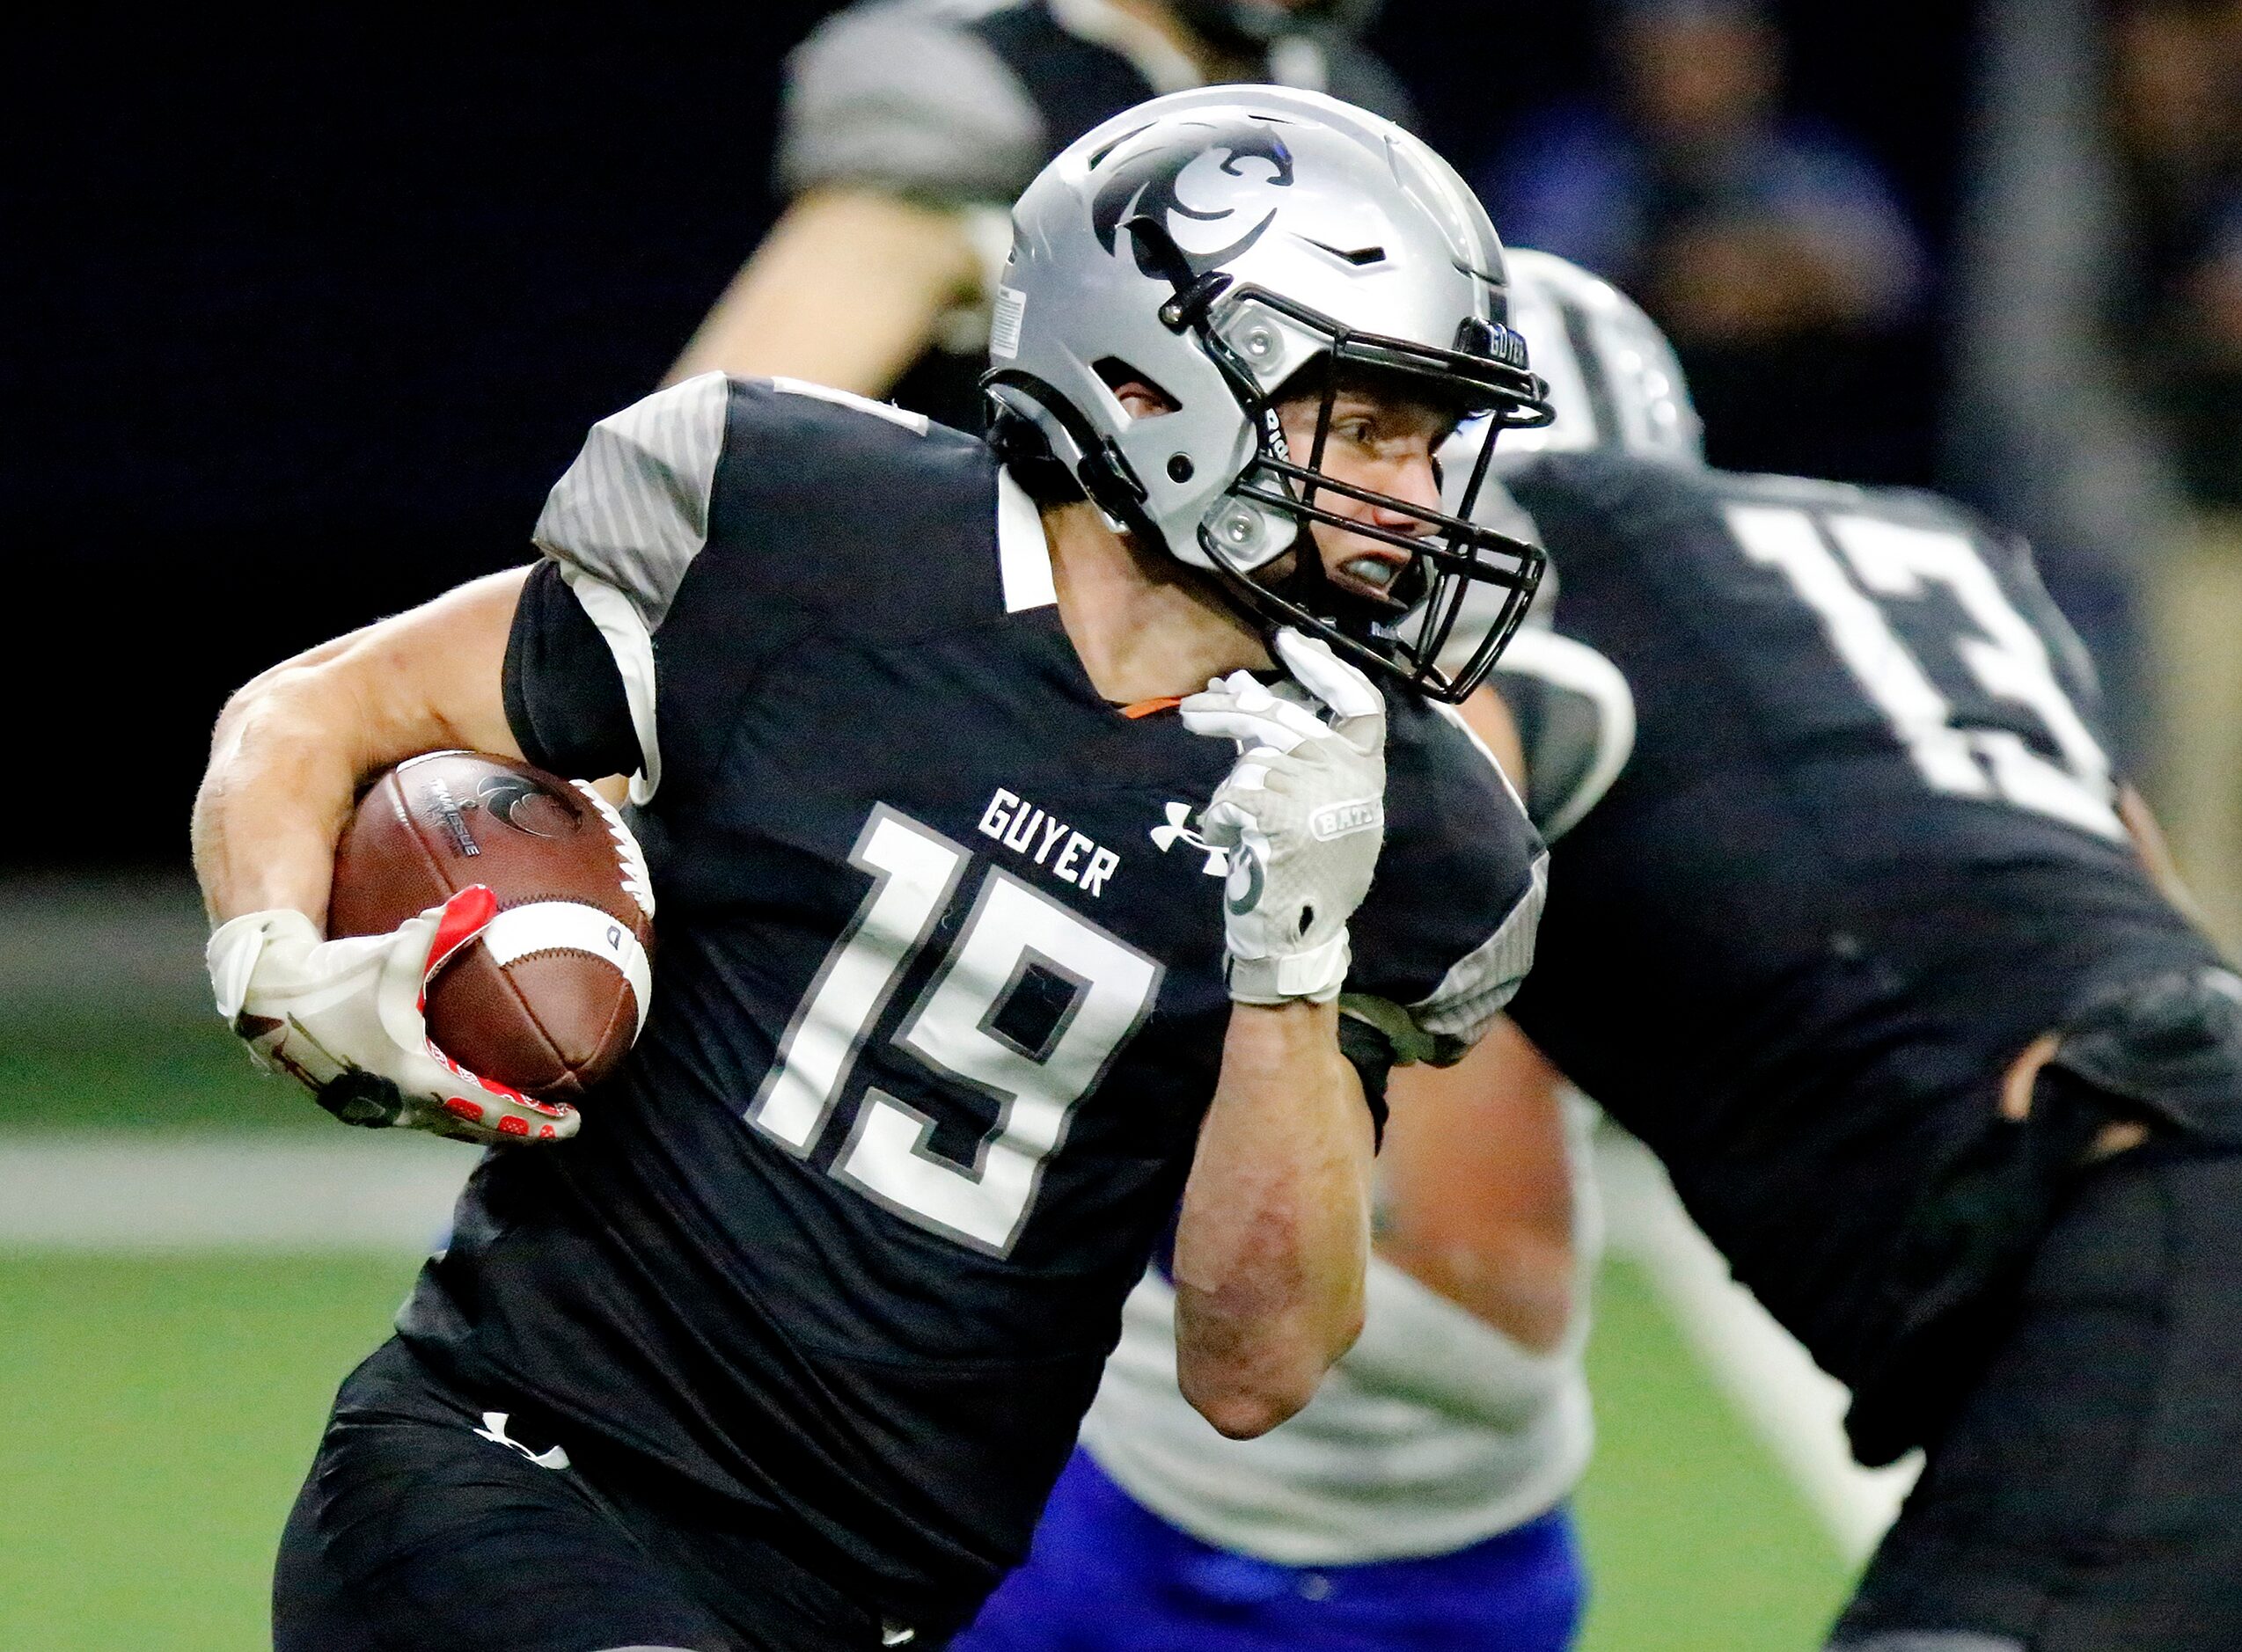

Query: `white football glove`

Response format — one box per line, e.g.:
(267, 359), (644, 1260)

(1179, 628), (1388, 1005)
(205, 886), (579, 1146)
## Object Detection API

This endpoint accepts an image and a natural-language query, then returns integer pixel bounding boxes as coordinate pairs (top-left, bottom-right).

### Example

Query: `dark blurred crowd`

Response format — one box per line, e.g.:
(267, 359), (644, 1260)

(1475, 0), (1930, 485)
(2112, 0), (2242, 508)
(21, 1), (2242, 873)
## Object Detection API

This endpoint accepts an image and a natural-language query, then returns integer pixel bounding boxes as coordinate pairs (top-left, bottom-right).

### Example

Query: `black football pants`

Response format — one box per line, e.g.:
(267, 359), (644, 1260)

(273, 1340), (931, 1652)
(1831, 1140), (2242, 1651)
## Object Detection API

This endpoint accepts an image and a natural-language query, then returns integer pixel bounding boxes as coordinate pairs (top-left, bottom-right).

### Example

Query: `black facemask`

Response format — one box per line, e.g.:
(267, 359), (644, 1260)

(1184, 285), (1551, 704)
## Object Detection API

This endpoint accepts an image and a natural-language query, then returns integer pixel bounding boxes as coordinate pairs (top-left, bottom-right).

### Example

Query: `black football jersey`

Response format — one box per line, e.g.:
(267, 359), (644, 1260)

(396, 373), (1544, 1624)
(1498, 451), (2223, 1385)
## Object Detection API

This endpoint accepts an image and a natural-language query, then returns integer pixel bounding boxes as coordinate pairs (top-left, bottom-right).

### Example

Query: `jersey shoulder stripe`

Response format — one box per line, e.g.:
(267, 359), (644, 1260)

(526, 375), (1004, 800)
(533, 369), (729, 634)
(1346, 697), (1547, 1058)
(1409, 848), (1547, 1048)
(533, 374), (985, 626)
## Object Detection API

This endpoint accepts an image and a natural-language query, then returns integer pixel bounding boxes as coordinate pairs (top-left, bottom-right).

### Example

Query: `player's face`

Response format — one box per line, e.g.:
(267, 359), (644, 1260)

(1271, 382), (1457, 607)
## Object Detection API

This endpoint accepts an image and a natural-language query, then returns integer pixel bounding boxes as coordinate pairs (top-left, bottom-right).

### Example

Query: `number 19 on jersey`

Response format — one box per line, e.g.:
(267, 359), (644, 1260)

(748, 805), (1165, 1257)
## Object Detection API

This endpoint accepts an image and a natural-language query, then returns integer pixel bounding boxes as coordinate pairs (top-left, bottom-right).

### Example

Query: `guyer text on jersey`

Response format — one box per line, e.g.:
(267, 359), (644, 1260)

(977, 789), (1121, 897)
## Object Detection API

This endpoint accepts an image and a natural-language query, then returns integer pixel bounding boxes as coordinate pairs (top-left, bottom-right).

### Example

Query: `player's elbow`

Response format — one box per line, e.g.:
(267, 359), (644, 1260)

(1176, 1303), (1359, 1441)
(213, 661), (314, 756)
(1179, 1364), (1312, 1440)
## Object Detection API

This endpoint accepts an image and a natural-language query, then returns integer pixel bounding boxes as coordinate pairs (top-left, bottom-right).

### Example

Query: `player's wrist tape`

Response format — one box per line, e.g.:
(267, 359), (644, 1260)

(205, 895), (581, 1146)
(1223, 930), (1351, 1005)
(207, 909), (319, 1025)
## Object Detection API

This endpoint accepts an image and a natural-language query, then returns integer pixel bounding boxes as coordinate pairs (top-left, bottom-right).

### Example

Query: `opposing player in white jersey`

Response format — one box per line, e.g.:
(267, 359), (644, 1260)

(949, 251), (1681, 1652)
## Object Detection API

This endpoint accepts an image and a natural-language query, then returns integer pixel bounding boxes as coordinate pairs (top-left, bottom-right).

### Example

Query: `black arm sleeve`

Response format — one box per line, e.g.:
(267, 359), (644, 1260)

(1335, 1012), (1394, 1152)
(501, 559), (641, 781)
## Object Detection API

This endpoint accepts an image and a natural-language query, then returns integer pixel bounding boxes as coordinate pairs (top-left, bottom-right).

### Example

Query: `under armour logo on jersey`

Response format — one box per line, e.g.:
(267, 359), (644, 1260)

(1150, 801), (1230, 876)
(473, 1411), (570, 1471)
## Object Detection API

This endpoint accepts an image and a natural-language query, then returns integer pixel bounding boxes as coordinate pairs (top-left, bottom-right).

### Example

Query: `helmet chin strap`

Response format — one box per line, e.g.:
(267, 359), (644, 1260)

(1206, 518), (1410, 673)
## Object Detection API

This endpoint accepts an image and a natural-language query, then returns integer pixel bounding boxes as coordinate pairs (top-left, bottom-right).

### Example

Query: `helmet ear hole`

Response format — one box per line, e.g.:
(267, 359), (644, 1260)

(1093, 358), (1182, 419)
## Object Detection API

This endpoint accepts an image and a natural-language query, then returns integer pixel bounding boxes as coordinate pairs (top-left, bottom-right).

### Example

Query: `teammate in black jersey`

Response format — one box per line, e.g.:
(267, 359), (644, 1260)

(192, 90), (1550, 1651)
(670, 0), (1416, 430)
(1491, 250), (2242, 1651)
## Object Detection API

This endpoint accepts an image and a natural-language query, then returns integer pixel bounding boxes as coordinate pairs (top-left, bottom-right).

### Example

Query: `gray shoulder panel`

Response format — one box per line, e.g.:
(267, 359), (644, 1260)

(779, 1), (1046, 204)
(1398, 703), (1550, 1051)
(1410, 850), (1549, 1050)
(531, 371), (729, 633)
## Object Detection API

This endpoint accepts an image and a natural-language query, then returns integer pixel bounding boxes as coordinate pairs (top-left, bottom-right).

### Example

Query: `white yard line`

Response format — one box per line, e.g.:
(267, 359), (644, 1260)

(0, 1124), (1909, 1561)
(1594, 1131), (1918, 1565)
(0, 872), (213, 1018)
(0, 1131), (471, 1253)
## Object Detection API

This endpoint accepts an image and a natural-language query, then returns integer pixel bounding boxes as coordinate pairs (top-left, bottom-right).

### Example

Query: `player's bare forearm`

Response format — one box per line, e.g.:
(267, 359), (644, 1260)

(2118, 785), (2216, 934)
(192, 568), (531, 927)
(1377, 1017), (1578, 1352)
(664, 188), (982, 392)
(1172, 998), (1373, 1439)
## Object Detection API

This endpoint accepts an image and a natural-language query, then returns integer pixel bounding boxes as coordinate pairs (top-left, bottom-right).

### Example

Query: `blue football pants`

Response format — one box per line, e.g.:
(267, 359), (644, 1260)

(950, 1447), (1585, 1652)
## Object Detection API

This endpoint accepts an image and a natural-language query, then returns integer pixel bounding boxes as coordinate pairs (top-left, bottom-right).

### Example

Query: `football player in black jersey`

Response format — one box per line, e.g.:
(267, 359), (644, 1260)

(670, 0), (1415, 431)
(1485, 249), (2242, 1651)
(191, 90), (1551, 1652)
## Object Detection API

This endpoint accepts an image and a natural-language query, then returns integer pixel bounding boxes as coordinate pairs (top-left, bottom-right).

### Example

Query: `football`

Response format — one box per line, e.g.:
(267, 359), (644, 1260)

(328, 750), (655, 1100)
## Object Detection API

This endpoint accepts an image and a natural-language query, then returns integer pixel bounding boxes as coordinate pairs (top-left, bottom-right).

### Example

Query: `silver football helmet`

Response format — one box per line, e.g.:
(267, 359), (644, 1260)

(1496, 249), (1703, 464)
(984, 86), (1553, 703)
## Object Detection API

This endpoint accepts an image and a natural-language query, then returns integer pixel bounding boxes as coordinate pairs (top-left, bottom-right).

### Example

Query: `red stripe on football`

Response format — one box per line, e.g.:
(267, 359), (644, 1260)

(329, 751), (655, 1100)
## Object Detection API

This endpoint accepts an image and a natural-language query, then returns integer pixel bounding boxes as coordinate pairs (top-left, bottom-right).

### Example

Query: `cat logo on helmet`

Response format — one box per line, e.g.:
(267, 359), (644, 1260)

(1090, 118), (1296, 280)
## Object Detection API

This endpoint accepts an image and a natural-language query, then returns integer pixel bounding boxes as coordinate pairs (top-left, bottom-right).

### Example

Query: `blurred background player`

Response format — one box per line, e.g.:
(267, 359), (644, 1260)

(1487, 251), (2242, 1650)
(666, 0), (1413, 428)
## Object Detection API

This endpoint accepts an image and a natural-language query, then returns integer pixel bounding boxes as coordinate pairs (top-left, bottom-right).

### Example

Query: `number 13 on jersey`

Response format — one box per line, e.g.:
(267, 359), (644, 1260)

(1725, 503), (2125, 841)
(748, 805), (1165, 1257)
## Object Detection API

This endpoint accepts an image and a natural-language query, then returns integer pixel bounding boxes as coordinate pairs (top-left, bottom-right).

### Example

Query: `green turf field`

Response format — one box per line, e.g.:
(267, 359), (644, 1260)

(0, 1249), (1851, 1651)
(0, 898), (1857, 1648)
(0, 1013), (315, 1133)
(1574, 1264), (1852, 1649)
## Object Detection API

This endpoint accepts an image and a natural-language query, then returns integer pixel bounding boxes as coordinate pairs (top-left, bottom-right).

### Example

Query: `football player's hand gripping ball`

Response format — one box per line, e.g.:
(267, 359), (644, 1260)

(205, 887), (579, 1145)
(1180, 628), (1387, 1005)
